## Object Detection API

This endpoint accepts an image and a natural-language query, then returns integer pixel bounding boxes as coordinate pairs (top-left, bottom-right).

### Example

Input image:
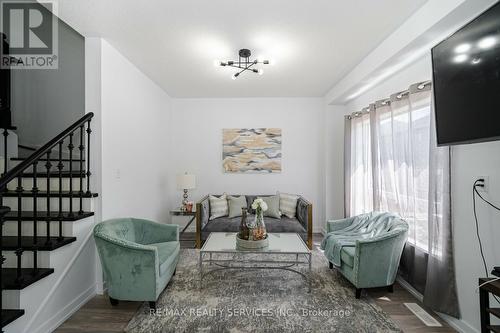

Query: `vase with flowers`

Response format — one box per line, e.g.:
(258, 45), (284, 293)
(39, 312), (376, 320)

(235, 198), (269, 249)
(250, 198), (268, 241)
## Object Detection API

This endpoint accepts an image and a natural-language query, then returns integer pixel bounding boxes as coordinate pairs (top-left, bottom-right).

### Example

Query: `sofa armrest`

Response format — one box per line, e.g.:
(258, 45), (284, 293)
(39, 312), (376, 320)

(196, 195), (210, 248)
(353, 230), (408, 288)
(297, 197), (312, 249)
(326, 217), (355, 233)
(94, 233), (159, 301)
(139, 219), (179, 244)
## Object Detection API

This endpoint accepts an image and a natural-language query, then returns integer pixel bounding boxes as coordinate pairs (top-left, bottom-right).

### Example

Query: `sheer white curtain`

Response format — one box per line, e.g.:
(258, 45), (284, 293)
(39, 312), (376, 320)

(349, 113), (373, 216)
(344, 83), (460, 317)
(371, 91), (431, 251)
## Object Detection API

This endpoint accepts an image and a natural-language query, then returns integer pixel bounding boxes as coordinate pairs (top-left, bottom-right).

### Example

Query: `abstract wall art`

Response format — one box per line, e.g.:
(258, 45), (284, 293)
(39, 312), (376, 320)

(222, 128), (282, 173)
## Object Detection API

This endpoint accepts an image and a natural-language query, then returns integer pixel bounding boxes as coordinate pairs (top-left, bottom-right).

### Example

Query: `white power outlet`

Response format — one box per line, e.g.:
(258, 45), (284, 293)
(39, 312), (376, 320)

(476, 176), (489, 193)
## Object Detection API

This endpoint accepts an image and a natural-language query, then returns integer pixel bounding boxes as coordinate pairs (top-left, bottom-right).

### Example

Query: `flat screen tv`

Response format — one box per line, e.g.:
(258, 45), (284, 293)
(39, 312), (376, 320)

(432, 2), (500, 146)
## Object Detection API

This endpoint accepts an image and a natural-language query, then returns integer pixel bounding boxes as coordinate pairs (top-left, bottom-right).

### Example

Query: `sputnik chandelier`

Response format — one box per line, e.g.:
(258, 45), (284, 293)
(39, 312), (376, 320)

(215, 48), (271, 80)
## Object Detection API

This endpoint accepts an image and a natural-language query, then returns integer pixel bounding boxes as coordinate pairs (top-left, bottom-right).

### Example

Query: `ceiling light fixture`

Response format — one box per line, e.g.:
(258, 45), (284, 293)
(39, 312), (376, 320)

(216, 49), (270, 79)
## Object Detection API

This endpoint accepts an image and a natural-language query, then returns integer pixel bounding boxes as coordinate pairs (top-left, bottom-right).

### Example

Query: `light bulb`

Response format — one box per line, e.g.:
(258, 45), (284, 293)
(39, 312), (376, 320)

(478, 36), (497, 50)
(213, 60), (221, 67)
(454, 43), (471, 53)
(453, 54), (468, 63)
(268, 59), (275, 66)
(258, 69), (264, 75)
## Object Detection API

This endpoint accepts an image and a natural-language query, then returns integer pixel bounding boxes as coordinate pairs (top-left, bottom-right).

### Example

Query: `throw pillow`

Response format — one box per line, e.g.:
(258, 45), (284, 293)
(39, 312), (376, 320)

(209, 194), (228, 220)
(259, 195), (281, 219)
(228, 195), (247, 218)
(279, 192), (299, 218)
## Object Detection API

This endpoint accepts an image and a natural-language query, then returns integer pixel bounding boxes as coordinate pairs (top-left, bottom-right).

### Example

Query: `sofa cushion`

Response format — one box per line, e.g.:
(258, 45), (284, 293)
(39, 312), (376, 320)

(228, 195), (247, 218)
(259, 195), (281, 219)
(341, 246), (356, 268)
(203, 215), (306, 234)
(149, 241), (180, 276)
(245, 195), (272, 213)
(279, 192), (299, 218)
(209, 194), (228, 220)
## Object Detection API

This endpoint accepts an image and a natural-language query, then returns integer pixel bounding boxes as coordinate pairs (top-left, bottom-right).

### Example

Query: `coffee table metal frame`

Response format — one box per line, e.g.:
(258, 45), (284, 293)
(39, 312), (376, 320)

(199, 232), (312, 292)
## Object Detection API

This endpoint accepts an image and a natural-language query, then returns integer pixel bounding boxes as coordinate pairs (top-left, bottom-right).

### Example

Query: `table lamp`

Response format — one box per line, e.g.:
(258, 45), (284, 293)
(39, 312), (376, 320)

(176, 173), (196, 210)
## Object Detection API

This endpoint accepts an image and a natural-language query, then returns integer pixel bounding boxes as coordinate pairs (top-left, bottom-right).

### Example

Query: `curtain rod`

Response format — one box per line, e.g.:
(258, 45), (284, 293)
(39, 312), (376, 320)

(346, 80), (432, 119)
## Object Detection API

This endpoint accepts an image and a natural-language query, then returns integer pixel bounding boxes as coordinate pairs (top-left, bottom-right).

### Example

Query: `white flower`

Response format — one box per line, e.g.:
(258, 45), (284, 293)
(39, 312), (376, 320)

(251, 198), (268, 212)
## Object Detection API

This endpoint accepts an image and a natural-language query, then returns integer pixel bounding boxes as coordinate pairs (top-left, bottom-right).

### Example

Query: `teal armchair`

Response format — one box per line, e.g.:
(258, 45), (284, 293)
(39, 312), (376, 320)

(322, 212), (408, 298)
(94, 218), (180, 308)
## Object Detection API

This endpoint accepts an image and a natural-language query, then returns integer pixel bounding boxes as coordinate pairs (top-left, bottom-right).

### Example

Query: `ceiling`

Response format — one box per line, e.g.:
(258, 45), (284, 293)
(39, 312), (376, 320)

(56, 0), (428, 98)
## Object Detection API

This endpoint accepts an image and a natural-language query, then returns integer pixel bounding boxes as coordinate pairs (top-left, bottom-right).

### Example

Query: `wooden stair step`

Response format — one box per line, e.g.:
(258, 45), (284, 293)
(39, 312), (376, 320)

(1, 190), (97, 198)
(2, 268), (54, 290)
(4, 211), (94, 221)
(1, 236), (77, 251)
(487, 308), (500, 319)
(488, 325), (500, 333)
(20, 170), (86, 178)
(1, 309), (24, 327)
(0, 206), (10, 216)
(11, 157), (84, 162)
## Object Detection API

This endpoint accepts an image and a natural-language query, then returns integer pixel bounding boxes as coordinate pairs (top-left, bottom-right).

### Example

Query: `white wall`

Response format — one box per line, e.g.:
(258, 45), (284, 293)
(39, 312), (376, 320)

(324, 104), (346, 225)
(339, 52), (500, 332)
(170, 98), (325, 231)
(100, 40), (172, 222)
(11, 18), (85, 148)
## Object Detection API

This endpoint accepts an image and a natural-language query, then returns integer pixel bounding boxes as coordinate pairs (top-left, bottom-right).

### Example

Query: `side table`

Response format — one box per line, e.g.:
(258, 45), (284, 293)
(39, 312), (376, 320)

(479, 277), (500, 333)
(170, 210), (196, 247)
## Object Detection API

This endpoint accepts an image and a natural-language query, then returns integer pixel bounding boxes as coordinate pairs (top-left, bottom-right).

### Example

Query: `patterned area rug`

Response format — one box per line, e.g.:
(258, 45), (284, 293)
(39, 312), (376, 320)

(125, 247), (401, 333)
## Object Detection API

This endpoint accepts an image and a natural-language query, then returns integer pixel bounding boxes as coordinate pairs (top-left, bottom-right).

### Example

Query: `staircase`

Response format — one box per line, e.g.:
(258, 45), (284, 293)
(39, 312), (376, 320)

(0, 113), (96, 332)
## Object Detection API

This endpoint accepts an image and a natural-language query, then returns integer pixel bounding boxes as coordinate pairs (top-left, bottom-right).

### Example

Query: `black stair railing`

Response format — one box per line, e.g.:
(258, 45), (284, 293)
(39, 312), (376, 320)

(0, 112), (93, 329)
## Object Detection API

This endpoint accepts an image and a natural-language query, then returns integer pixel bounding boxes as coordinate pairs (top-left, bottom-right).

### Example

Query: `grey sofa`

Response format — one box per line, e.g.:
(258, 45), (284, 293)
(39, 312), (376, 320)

(196, 195), (312, 249)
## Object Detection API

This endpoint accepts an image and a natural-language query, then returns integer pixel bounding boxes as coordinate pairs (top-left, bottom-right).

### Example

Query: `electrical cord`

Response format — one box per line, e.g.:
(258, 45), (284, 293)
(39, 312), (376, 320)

(472, 180), (489, 276)
(472, 179), (500, 303)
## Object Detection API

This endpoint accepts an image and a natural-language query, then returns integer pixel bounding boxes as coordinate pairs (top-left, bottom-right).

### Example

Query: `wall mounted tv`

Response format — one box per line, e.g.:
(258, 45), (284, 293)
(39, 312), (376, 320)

(432, 2), (500, 146)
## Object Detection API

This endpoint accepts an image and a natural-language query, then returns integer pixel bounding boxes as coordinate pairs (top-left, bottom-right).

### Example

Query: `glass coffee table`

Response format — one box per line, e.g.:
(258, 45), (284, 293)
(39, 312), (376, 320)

(199, 232), (312, 292)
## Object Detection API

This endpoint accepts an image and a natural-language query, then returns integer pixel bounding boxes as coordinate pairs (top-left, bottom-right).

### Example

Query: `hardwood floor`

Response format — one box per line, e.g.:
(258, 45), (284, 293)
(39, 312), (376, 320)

(56, 234), (456, 332)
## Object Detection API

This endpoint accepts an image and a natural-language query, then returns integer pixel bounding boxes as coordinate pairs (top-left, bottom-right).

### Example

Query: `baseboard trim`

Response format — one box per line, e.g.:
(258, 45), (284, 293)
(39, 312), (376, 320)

(396, 276), (478, 333)
(35, 284), (97, 333)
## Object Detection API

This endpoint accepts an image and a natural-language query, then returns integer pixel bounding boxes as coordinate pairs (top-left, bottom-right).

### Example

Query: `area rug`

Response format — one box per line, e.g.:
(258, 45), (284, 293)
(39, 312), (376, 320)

(125, 247), (401, 333)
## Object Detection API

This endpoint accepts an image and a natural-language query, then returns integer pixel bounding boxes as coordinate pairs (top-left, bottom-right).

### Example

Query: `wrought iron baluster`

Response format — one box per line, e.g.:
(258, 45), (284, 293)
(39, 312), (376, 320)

(32, 162), (38, 274)
(15, 176), (23, 283)
(78, 126), (84, 214)
(2, 128), (8, 176)
(45, 150), (52, 245)
(0, 201), (7, 327)
(57, 141), (64, 241)
(86, 120), (91, 195)
(68, 133), (74, 217)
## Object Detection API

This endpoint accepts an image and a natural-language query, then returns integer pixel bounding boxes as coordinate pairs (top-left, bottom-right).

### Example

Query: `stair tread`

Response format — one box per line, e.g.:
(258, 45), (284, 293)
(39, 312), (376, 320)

(20, 170), (86, 178)
(488, 325), (500, 333)
(0, 206), (10, 215)
(1, 236), (77, 250)
(487, 308), (500, 318)
(2, 268), (54, 290)
(11, 157), (84, 162)
(1, 190), (97, 198)
(1, 309), (25, 327)
(4, 211), (94, 221)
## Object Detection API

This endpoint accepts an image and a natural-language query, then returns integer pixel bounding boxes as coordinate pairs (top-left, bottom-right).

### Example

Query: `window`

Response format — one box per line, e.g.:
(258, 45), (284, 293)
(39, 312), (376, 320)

(348, 91), (432, 252)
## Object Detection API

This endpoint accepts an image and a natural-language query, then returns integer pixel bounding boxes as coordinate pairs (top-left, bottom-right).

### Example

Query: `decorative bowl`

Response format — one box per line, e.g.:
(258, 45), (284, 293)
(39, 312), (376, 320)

(236, 235), (269, 250)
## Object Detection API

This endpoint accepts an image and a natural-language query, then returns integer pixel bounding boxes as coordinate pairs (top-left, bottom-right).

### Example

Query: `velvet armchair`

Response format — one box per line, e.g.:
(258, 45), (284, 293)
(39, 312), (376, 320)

(322, 212), (408, 298)
(94, 218), (180, 308)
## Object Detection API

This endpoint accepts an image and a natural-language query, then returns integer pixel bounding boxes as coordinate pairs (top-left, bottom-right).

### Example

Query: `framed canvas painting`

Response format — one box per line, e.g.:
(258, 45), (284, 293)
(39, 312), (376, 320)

(222, 128), (282, 173)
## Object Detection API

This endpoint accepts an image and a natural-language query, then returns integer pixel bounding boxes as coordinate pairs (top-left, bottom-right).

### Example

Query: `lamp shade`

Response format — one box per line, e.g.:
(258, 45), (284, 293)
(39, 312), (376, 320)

(176, 173), (196, 190)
